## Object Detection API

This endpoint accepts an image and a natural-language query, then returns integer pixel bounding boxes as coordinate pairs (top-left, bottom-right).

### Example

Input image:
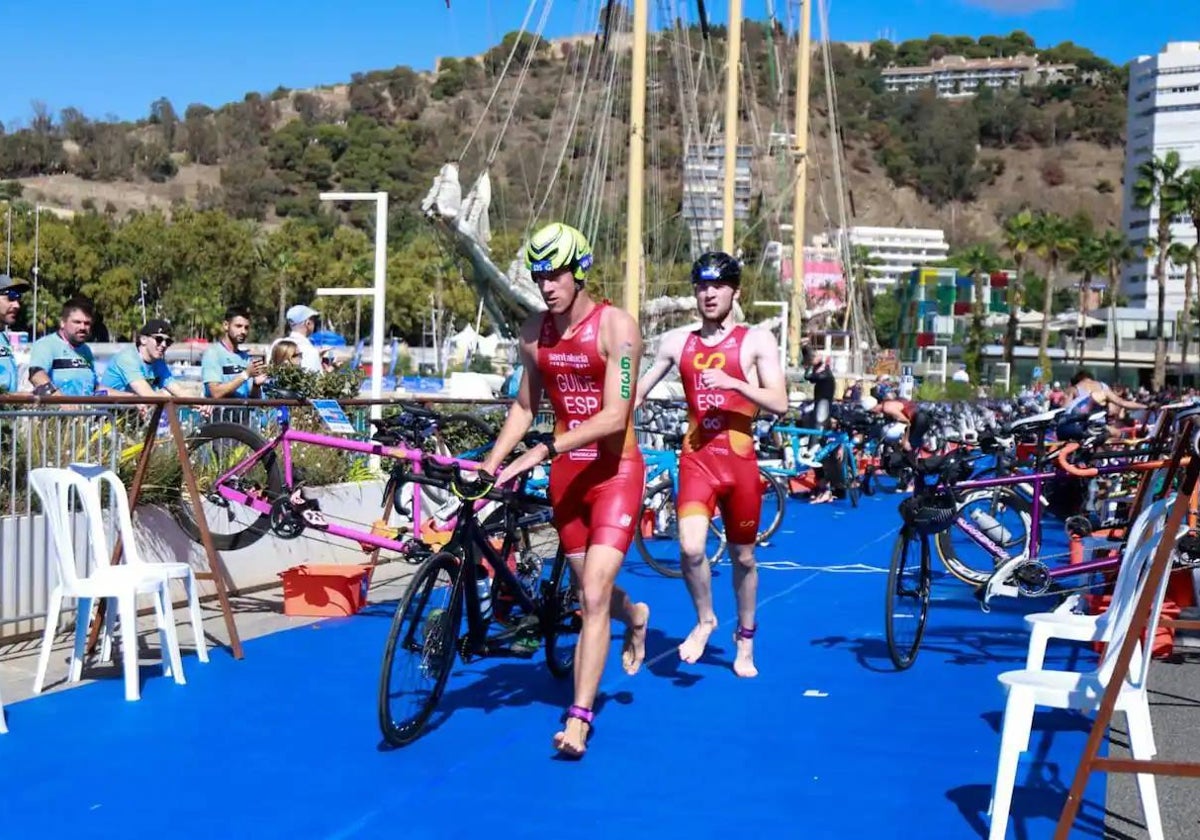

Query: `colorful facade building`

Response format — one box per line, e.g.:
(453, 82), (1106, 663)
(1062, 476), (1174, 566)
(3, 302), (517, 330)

(896, 267), (1013, 361)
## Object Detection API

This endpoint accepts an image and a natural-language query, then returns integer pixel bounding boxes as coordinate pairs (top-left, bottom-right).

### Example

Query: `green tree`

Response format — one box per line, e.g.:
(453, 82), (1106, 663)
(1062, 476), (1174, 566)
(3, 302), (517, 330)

(1095, 230), (1133, 380)
(1133, 150), (1187, 389)
(1068, 235), (1107, 365)
(1179, 167), (1200, 380)
(956, 244), (1000, 382)
(1001, 208), (1036, 366)
(1031, 212), (1078, 379)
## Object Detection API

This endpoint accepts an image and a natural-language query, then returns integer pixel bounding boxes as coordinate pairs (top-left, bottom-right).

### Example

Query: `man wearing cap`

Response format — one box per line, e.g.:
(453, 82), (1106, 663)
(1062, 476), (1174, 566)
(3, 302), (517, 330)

(0, 275), (31, 393)
(271, 304), (323, 373)
(27, 296), (98, 396)
(100, 319), (189, 397)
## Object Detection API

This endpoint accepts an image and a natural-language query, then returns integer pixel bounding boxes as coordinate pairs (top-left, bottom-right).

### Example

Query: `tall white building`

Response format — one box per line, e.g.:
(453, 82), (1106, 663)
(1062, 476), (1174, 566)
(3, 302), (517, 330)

(811, 226), (950, 292)
(1121, 41), (1200, 311)
(681, 141), (753, 257)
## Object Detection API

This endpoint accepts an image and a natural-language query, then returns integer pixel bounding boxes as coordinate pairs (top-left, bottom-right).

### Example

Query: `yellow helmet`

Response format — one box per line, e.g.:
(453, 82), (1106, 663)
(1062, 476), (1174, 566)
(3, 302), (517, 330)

(525, 222), (593, 281)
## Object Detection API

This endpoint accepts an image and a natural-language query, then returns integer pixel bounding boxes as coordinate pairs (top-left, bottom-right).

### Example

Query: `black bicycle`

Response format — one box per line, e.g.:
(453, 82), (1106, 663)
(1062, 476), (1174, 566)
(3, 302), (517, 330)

(884, 450), (974, 670)
(377, 450), (579, 747)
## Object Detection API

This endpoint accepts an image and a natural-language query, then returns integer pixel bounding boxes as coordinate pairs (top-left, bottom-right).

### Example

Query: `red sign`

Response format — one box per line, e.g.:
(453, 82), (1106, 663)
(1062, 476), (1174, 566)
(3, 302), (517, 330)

(781, 258), (845, 310)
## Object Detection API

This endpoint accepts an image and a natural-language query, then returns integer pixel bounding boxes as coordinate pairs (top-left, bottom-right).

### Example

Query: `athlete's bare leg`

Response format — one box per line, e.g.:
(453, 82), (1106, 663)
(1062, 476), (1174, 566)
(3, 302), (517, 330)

(553, 546), (647, 757)
(677, 514), (718, 663)
(728, 542), (758, 678)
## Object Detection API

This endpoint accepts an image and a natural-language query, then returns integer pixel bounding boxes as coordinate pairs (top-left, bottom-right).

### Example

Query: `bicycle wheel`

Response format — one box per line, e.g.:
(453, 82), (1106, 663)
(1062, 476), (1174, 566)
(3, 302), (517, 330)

(543, 547), (580, 679)
(175, 423), (283, 551)
(633, 478), (727, 577)
(756, 467), (787, 544)
(378, 551), (464, 747)
(885, 528), (931, 670)
(935, 487), (1032, 585)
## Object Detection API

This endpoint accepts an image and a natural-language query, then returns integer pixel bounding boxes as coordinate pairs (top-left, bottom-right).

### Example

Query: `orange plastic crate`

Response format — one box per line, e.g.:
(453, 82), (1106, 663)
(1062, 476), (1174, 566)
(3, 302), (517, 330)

(280, 564), (371, 617)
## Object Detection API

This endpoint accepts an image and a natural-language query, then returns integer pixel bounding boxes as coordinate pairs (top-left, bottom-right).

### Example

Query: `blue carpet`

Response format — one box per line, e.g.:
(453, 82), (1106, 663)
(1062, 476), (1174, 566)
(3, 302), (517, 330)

(0, 492), (1109, 839)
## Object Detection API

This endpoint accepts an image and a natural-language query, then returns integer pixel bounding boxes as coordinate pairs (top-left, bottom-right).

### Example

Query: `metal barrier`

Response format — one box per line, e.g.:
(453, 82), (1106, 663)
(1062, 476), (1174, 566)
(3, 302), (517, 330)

(0, 393), (557, 640)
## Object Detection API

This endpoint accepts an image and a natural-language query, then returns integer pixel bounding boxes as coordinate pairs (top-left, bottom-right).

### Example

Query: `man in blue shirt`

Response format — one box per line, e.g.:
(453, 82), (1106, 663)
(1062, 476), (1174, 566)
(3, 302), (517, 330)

(27, 297), (98, 396)
(100, 318), (190, 397)
(201, 306), (266, 399)
(0, 275), (31, 394)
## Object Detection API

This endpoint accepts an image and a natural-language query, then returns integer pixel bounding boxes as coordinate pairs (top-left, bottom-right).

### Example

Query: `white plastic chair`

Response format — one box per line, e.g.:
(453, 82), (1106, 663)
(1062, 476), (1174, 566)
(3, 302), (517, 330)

(29, 468), (184, 702)
(1023, 496), (1173, 671)
(67, 464), (208, 666)
(987, 507), (1175, 840)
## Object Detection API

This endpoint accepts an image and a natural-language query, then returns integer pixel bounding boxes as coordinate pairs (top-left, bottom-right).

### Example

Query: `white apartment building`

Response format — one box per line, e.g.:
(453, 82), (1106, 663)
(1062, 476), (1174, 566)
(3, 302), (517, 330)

(681, 141), (753, 257)
(810, 226), (950, 292)
(1121, 41), (1200, 311)
(881, 54), (1076, 99)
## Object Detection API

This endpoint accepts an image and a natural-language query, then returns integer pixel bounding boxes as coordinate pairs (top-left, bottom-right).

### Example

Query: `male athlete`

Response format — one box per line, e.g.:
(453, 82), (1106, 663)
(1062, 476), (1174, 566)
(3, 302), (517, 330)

(636, 252), (788, 677)
(480, 222), (650, 758)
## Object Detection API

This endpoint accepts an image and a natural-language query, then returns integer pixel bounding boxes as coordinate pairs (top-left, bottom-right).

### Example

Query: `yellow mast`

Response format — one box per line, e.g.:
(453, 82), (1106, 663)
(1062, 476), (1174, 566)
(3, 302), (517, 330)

(787, 0), (811, 367)
(624, 0), (649, 320)
(721, 0), (744, 254)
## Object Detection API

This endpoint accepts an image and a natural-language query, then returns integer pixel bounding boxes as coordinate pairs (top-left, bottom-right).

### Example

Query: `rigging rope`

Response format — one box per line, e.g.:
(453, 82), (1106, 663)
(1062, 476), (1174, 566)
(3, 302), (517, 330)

(458, 0), (540, 164)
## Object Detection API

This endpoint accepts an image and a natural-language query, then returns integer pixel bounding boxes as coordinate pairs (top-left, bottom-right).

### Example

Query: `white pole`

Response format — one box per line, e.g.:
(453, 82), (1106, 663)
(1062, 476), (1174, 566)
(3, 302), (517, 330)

(370, 191), (387, 422)
(318, 190), (389, 425)
(753, 301), (788, 372)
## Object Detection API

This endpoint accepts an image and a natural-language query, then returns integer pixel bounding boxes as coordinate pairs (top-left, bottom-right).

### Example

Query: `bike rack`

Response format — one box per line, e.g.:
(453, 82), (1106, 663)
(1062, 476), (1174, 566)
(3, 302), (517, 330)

(1054, 411), (1200, 838)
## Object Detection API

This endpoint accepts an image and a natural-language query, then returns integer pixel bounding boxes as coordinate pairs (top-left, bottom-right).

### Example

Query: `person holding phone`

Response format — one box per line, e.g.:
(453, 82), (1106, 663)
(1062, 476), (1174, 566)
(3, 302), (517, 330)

(202, 306), (267, 399)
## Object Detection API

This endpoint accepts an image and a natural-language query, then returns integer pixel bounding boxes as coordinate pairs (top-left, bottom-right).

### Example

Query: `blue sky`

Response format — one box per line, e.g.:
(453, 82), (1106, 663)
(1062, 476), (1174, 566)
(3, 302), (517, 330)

(2, 0), (1188, 128)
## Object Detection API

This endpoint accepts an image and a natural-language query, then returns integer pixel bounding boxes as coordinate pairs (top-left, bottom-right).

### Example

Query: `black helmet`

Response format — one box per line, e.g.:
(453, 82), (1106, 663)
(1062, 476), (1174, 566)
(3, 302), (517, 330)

(691, 251), (741, 286)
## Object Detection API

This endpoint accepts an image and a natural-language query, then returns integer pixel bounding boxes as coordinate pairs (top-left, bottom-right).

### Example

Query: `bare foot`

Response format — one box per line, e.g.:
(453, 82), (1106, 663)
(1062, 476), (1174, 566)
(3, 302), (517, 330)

(678, 617), (718, 664)
(553, 717), (590, 758)
(733, 633), (759, 678)
(622, 603), (650, 676)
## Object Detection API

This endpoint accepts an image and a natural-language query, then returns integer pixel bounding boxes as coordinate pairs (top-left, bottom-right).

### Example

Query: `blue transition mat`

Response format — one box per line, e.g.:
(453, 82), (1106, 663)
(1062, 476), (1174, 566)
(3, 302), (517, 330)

(0, 492), (1108, 839)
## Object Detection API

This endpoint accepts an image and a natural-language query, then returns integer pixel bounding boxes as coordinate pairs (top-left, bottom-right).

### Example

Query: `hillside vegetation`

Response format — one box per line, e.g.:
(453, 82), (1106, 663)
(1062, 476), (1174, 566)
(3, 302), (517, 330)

(0, 26), (1129, 343)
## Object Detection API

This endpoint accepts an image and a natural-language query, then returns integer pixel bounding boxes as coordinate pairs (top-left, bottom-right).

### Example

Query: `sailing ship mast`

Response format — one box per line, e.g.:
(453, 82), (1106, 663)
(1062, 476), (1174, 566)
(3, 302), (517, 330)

(625, 0), (649, 320)
(787, 0), (811, 368)
(721, 0), (744, 254)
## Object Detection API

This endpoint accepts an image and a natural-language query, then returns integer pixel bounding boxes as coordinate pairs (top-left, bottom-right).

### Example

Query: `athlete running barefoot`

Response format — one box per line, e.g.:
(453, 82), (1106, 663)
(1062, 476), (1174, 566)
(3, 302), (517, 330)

(636, 252), (789, 677)
(480, 222), (649, 758)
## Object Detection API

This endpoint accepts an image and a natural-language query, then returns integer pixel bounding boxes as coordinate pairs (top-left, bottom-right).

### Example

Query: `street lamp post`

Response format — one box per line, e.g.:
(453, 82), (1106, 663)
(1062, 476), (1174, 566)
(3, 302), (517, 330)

(316, 191), (388, 425)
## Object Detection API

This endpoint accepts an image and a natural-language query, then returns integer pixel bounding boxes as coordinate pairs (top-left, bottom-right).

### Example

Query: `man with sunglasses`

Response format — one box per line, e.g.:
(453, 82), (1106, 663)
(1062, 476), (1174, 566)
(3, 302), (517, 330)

(100, 319), (189, 397)
(0, 275), (31, 393)
(27, 296), (98, 396)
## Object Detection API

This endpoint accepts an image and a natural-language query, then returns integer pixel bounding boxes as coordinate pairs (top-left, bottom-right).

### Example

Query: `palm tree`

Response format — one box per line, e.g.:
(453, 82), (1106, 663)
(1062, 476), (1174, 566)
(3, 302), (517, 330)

(1167, 241), (1198, 380)
(1133, 150), (1187, 389)
(1096, 230), (1133, 382)
(1032, 212), (1078, 381)
(956, 244), (1000, 383)
(1069, 236), (1107, 365)
(1180, 167), (1200, 386)
(1001, 209), (1036, 367)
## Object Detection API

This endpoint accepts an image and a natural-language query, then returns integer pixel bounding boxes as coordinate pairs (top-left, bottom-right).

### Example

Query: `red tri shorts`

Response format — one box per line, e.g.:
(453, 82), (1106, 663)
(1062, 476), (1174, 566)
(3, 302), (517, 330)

(548, 453), (646, 556)
(677, 449), (763, 545)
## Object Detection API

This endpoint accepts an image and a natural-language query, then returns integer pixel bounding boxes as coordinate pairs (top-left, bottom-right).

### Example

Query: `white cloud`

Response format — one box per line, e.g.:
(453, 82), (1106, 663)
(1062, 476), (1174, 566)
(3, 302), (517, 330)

(960, 0), (1068, 12)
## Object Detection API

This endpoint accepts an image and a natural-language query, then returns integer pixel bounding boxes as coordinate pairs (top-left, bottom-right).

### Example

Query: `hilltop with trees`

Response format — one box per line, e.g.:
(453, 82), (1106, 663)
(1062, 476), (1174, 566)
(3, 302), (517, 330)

(0, 26), (1132, 352)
